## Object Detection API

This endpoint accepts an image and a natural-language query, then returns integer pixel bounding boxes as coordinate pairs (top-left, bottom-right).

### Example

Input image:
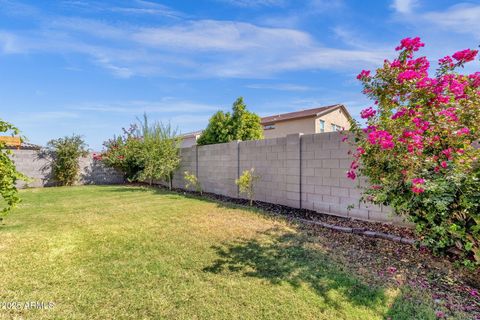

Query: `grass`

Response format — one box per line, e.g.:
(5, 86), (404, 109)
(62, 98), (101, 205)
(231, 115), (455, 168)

(0, 185), (444, 319)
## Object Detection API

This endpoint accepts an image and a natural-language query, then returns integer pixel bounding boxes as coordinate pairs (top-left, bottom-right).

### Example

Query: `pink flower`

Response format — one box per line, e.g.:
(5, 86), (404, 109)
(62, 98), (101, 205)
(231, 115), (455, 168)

(411, 178), (426, 194)
(416, 77), (437, 89)
(395, 37), (425, 52)
(357, 70), (371, 80)
(360, 107), (376, 119)
(456, 127), (470, 136)
(439, 55), (454, 67)
(363, 125), (377, 133)
(391, 107), (408, 120)
(470, 289), (479, 297)
(347, 170), (356, 180)
(469, 72), (480, 87)
(452, 49), (478, 63)
(350, 161), (359, 170)
(435, 311), (445, 318)
(368, 130), (394, 150)
(438, 108), (458, 122)
(440, 161), (448, 169)
(390, 59), (402, 68)
(435, 94), (450, 104)
(448, 78), (467, 99)
(397, 70), (421, 82)
(412, 186), (425, 194)
(412, 117), (430, 132)
(442, 148), (453, 160)
(412, 178), (425, 185)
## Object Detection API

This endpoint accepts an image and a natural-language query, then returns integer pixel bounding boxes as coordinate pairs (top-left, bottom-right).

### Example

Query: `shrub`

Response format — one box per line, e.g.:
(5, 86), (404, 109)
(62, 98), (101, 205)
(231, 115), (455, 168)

(348, 37), (480, 267)
(46, 135), (88, 186)
(236, 168), (260, 206)
(136, 115), (181, 189)
(101, 125), (144, 181)
(0, 119), (28, 217)
(102, 115), (181, 189)
(184, 171), (202, 195)
(197, 97), (263, 145)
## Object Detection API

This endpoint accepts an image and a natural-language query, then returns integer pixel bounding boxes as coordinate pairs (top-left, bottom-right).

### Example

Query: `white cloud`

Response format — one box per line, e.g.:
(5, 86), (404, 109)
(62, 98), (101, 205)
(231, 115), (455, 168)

(422, 3), (480, 39)
(59, 0), (184, 18)
(390, 0), (418, 14)
(133, 20), (312, 52)
(0, 8), (389, 78)
(70, 100), (220, 114)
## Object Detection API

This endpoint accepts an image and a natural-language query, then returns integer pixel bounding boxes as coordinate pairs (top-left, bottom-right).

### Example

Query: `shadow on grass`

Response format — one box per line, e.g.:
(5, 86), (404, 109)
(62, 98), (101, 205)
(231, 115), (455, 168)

(203, 227), (387, 310)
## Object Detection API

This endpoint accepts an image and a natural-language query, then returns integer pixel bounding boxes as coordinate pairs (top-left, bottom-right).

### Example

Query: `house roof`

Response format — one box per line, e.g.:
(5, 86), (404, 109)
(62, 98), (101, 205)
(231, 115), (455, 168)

(179, 130), (203, 139)
(1, 136), (41, 150)
(3, 141), (42, 150)
(261, 104), (349, 125)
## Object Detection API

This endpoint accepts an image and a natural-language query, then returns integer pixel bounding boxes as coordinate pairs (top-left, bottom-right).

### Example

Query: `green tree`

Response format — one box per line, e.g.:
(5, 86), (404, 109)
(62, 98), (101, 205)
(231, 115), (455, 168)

(0, 119), (28, 217)
(46, 135), (88, 186)
(196, 111), (232, 145)
(197, 97), (263, 145)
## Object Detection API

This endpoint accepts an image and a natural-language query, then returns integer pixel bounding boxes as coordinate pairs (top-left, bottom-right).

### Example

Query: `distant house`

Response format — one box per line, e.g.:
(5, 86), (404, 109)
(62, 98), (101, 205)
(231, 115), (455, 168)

(179, 130), (203, 148)
(0, 136), (41, 150)
(261, 104), (351, 139)
(179, 104), (352, 147)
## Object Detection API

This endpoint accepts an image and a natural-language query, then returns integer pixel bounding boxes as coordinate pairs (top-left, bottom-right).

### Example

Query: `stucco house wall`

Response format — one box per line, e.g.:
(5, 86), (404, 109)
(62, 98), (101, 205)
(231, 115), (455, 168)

(315, 107), (351, 133)
(181, 136), (199, 148)
(263, 106), (352, 139)
(263, 116), (316, 139)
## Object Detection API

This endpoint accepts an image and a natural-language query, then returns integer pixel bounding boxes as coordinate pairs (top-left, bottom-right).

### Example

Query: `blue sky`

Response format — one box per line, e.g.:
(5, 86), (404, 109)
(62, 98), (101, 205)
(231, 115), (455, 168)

(1, 0), (479, 150)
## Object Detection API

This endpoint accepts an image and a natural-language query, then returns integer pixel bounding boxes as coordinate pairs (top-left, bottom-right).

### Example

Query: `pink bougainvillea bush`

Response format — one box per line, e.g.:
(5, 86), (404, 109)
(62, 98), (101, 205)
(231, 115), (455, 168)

(349, 37), (480, 267)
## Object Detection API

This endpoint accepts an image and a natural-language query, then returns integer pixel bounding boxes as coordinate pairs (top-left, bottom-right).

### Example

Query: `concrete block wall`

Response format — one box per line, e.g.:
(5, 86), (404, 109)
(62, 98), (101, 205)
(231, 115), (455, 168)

(239, 137), (290, 206)
(173, 132), (396, 223)
(171, 146), (196, 190)
(197, 141), (238, 198)
(301, 132), (392, 222)
(11, 149), (124, 188)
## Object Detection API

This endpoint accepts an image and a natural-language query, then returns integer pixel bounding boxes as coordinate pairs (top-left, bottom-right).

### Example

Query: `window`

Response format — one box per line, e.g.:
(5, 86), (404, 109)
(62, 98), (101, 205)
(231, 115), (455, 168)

(263, 124), (275, 130)
(331, 124), (343, 132)
(318, 120), (325, 133)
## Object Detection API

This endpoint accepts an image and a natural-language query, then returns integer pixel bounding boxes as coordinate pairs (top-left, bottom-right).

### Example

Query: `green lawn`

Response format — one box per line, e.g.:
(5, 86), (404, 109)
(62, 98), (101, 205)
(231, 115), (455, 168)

(0, 185), (442, 319)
